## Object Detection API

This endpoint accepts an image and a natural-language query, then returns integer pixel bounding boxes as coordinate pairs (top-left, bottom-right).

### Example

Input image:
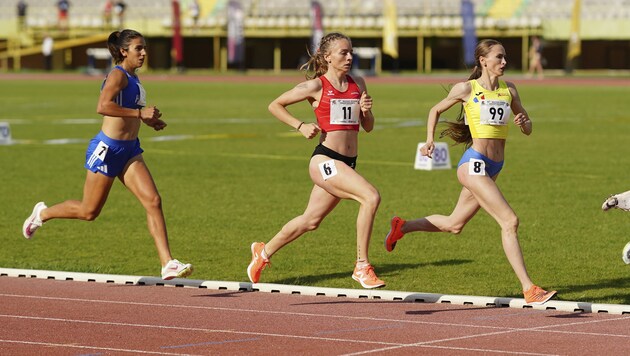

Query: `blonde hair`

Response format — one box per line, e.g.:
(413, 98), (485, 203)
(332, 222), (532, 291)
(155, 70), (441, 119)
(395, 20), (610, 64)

(440, 39), (503, 147)
(300, 32), (352, 80)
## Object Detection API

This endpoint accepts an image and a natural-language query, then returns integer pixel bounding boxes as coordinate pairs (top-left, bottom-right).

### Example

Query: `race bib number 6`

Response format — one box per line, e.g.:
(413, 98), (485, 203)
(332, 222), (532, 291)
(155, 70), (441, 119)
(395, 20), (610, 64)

(318, 159), (338, 180)
(479, 100), (511, 125)
(330, 99), (360, 125)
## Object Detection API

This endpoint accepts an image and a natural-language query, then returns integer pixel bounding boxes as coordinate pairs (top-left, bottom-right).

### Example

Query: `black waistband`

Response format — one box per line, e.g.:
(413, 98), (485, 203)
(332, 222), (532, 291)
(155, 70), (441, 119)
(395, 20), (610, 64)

(312, 144), (357, 169)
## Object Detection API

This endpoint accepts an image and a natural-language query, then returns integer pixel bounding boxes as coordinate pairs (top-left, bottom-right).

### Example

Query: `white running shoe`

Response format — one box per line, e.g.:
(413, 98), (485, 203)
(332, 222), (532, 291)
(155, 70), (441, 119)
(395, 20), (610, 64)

(22, 202), (47, 239)
(161, 259), (193, 280)
(623, 242), (630, 265)
(602, 190), (630, 211)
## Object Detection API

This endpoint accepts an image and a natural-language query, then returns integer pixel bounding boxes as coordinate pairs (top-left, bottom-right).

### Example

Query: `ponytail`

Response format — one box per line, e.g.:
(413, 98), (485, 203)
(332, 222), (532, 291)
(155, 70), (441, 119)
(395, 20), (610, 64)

(439, 39), (502, 148)
(299, 32), (351, 79)
(107, 29), (143, 64)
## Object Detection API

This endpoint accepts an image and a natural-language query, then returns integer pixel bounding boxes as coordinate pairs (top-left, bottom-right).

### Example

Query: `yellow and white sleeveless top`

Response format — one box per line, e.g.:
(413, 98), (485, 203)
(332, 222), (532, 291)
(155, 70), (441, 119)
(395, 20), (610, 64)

(464, 79), (512, 139)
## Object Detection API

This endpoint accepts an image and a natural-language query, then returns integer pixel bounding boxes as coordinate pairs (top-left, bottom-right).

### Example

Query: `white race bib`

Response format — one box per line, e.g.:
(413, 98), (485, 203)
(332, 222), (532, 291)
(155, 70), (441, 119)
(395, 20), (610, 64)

(318, 159), (338, 180)
(468, 158), (486, 176)
(330, 99), (360, 125)
(95, 141), (109, 161)
(136, 82), (147, 107)
(87, 140), (109, 169)
(479, 100), (511, 125)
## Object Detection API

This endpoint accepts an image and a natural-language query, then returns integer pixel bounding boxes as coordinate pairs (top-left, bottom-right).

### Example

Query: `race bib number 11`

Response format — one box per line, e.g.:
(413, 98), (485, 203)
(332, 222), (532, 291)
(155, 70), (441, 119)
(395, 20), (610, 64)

(330, 99), (360, 125)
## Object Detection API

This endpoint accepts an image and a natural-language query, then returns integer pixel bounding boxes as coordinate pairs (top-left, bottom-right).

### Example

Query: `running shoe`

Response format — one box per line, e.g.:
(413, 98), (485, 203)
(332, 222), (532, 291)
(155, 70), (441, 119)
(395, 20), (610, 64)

(22, 202), (47, 239)
(602, 196), (619, 211)
(523, 285), (556, 305)
(602, 191), (630, 211)
(352, 263), (385, 289)
(247, 242), (270, 283)
(161, 259), (193, 280)
(622, 241), (630, 265)
(384, 216), (406, 252)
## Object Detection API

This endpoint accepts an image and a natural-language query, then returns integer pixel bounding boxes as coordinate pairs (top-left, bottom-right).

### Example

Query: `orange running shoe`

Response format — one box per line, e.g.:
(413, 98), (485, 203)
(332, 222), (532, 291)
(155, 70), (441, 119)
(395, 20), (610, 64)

(247, 242), (270, 283)
(352, 263), (385, 289)
(384, 216), (406, 252)
(524, 285), (557, 305)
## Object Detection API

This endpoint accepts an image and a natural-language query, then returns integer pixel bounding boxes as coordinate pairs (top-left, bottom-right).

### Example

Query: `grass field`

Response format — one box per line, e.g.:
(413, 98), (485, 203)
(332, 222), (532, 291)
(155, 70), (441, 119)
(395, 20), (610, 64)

(1, 73), (629, 304)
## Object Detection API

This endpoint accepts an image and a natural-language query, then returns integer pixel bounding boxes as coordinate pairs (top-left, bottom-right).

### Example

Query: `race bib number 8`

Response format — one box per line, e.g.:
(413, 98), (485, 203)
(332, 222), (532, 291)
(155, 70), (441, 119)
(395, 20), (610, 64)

(330, 99), (360, 125)
(479, 100), (511, 125)
(468, 158), (486, 176)
(318, 159), (338, 180)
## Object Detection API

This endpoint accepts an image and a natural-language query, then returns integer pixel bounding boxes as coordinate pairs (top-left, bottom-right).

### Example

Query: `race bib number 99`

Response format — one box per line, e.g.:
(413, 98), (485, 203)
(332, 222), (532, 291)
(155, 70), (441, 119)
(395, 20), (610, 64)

(330, 99), (360, 125)
(479, 100), (511, 125)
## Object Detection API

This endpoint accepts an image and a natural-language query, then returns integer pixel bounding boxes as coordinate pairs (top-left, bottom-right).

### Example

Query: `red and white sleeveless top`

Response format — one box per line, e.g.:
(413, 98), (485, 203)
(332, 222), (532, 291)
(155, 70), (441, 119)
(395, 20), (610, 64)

(314, 75), (361, 132)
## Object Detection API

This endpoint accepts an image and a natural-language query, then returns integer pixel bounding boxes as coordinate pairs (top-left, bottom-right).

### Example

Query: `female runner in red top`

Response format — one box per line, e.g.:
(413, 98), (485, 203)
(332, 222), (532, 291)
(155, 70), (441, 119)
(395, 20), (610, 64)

(247, 32), (384, 289)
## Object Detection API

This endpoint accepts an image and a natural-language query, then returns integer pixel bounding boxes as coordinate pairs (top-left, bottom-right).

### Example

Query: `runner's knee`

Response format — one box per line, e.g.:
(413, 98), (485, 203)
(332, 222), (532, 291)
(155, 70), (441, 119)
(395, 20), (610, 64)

(143, 193), (162, 211)
(303, 215), (324, 232)
(449, 225), (464, 235)
(80, 207), (101, 221)
(361, 189), (381, 212)
(499, 214), (519, 233)
(444, 218), (467, 235)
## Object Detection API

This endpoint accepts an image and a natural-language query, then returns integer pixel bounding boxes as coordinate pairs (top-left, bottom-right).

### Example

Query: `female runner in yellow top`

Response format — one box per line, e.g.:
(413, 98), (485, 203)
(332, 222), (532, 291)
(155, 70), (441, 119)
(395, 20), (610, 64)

(385, 39), (556, 305)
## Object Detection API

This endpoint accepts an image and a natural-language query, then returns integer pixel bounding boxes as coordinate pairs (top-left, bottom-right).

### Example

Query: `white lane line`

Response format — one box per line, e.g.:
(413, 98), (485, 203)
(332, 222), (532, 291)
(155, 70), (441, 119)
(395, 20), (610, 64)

(0, 293), (509, 331)
(0, 339), (197, 355)
(342, 313), (630, 355)
(2, 293), (629, 338)
(0, 314), (405, 347)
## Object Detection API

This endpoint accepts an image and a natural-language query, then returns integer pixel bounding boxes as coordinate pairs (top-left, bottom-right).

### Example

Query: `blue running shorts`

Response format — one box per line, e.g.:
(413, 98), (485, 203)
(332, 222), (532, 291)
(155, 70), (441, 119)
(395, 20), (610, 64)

(457, 147), (504, 177)
(84, 131), (143, 177)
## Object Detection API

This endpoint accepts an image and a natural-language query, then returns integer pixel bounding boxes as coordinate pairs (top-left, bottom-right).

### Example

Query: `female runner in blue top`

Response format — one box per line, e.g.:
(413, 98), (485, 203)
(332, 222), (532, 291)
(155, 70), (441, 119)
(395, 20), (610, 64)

(22, 29), (192, 280)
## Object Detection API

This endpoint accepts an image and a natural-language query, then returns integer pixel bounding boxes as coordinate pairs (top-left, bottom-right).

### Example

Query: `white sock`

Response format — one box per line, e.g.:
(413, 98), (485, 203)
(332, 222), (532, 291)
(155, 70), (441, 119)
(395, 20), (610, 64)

(356, 259), (369, 268)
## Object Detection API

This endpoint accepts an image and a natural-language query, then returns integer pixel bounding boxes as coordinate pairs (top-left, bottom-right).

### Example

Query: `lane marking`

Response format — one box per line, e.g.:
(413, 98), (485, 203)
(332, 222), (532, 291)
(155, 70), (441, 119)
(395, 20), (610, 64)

(0, 314), (405, 347)
(342, 314), (630, 355)
(2, 268), (629, 315)
(160, 338), (259, 349)
(4, 313), (603, 356)
(2, 293), (629, 338)
(0, 339), (196, 355)
(0, 294), (510, 331)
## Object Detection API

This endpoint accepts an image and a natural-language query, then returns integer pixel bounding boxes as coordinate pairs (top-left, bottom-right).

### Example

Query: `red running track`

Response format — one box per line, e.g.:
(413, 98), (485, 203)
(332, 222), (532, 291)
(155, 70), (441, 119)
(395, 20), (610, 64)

(1, 276), (630, 355)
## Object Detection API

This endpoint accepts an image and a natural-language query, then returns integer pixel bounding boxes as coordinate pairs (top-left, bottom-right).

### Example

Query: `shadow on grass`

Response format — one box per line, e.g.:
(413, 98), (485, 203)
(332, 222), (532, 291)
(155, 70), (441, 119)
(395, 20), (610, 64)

(270, 259), (473, 286)
(558, 276), (630, 304)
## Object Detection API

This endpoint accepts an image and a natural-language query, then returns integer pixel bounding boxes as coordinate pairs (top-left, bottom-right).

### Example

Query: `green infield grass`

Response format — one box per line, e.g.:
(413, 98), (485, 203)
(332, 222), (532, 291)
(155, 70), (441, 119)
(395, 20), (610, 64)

(1, 74), (629, 304)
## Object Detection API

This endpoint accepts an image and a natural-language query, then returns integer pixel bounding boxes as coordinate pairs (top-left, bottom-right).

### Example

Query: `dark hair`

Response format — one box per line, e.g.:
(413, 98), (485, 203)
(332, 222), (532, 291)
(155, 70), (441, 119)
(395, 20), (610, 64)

(300, 32), (352, 80)
(107, 29), (143, 64)
(440, 39), (503, 147)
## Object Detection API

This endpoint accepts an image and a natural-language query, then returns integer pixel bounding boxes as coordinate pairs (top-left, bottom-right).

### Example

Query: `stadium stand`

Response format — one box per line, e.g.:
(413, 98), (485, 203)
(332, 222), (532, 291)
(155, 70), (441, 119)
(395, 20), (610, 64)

(1, 0), (630, 72)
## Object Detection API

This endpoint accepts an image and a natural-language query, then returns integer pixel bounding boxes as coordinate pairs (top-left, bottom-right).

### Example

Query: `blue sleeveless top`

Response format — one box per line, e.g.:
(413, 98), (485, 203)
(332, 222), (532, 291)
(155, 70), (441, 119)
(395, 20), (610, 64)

(102, 65), (146, 109)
